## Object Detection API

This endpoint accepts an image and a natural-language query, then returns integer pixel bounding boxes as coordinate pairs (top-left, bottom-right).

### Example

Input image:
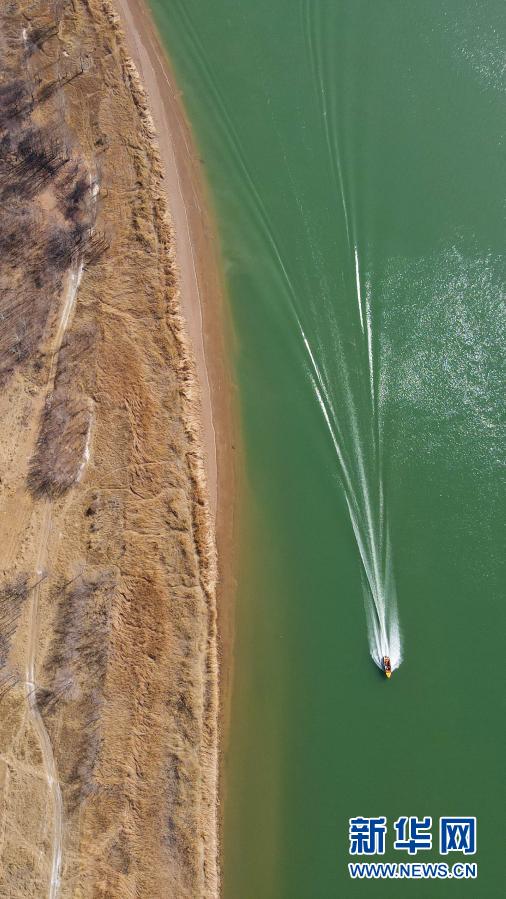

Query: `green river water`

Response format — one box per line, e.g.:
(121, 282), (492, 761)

(149, 2), (504, 896)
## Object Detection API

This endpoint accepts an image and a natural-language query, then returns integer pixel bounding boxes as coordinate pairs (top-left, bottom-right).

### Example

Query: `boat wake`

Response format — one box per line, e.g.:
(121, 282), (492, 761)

(298, 0), (402, 672)
(172, 0), (403, 671)
(363, 573), (403, 674)
(300, 305), (403, 675)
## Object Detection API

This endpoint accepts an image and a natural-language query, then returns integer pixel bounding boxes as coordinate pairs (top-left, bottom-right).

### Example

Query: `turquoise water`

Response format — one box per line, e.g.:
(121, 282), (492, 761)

(150, 2), (505, 895)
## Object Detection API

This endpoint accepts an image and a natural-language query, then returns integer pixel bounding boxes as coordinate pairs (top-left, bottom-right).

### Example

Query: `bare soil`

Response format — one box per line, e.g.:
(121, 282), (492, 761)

(0, 2), (220, 896)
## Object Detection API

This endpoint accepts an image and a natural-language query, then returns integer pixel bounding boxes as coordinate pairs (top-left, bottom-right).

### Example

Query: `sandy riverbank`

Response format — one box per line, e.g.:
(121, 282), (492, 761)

(0, 0), (233, 895)
(114, 0), (230, 521)
(113, 0), (241, 834)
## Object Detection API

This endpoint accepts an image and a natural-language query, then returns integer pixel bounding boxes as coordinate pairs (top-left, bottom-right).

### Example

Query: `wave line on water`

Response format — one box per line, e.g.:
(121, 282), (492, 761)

(301, 317), (402, 674)
(176, 0), (402, 672)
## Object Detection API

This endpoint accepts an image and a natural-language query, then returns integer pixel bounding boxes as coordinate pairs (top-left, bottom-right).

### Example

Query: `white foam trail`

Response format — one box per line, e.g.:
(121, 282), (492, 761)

(298, 1), (403, 672)
(303, 323), (403, 674)
(365, 600), (403, 672)
(289, 240), (401, 676)
(179, 0), (402, 672)
(364, 277), (375, 408)
(301, 326), (360, 510)
(354, 246), (365, 333)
